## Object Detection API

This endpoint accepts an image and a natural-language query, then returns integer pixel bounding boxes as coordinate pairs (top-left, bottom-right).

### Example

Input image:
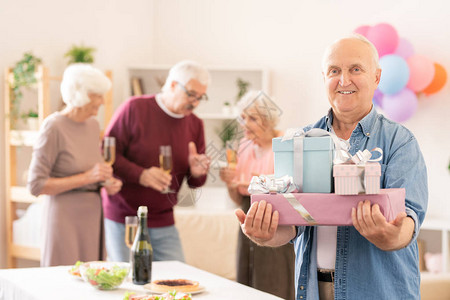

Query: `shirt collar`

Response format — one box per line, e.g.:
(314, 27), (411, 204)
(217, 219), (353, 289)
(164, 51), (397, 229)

(156, 93), (184, 119)
(326, 105), (377, 138)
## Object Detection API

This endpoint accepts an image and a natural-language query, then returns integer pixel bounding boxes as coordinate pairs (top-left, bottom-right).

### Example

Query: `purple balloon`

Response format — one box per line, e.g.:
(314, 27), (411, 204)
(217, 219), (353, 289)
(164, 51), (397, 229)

(394, 38), (414, 59)
(373, 89), (384, 108)
(382, 88), (418, 123)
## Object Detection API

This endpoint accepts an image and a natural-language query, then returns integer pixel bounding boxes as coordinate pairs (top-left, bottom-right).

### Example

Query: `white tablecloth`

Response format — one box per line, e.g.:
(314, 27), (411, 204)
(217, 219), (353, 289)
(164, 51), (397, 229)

(0, 261), (282, 300)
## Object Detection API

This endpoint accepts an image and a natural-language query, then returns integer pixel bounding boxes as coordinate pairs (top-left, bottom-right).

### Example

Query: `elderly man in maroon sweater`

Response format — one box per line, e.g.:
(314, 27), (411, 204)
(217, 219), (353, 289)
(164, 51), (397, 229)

(103, 60), (211, 262)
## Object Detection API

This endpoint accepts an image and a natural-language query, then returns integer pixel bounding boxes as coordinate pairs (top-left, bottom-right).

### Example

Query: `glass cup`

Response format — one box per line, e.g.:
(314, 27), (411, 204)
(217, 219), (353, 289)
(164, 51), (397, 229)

(225, 140), (238, 169)
(101, 136), (116, 186)
(124, 216), (138, 249)
(103, 137), (116, 166)
(159, 145), (175, 193)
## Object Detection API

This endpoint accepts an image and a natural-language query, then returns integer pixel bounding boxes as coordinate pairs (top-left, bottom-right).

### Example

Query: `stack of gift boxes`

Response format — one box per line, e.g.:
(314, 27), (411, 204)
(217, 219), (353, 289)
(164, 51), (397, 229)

(250, 129), (405, 226)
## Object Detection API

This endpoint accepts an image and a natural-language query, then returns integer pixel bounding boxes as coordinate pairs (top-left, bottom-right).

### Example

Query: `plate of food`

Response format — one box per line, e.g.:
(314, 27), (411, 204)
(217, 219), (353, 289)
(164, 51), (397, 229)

(124, 291), (193, 300)
(144, 279), (205, 295)
(68, 261), (84, 279)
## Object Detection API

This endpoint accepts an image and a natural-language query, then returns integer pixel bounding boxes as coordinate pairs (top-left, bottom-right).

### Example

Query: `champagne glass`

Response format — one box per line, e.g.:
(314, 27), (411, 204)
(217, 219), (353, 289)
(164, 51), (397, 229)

(103, 137), (116, 166)
(102, 136), (116, 186)
(226, 140), (238, 169)
(125, 216), (138, 249)
(159, 145), (174, 193)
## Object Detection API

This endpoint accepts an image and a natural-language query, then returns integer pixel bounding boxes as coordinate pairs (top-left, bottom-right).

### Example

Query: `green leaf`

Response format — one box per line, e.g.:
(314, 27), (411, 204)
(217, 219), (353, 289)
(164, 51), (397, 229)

(64, 44), (96, 64)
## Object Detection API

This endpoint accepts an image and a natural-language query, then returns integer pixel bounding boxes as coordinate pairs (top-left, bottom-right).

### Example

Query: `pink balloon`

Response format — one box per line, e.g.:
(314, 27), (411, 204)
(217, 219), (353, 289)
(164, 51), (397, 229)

(354, 25), (370, 37)
(382, 88), (418, 123)
(394, 38), (414, 59)
(366, 23), (399, 57)
(406, 55), (435, 92)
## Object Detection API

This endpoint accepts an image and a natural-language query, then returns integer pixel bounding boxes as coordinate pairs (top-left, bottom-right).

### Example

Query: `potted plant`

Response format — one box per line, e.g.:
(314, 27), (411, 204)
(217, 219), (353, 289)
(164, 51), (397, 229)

(216, 120), (238, 149)
(64, 44), (96, 64)
(22, 109), (39, 131)
(8, 52), (42, 128)
(222, 101), (232, 115)
(234, 78), (250, 115)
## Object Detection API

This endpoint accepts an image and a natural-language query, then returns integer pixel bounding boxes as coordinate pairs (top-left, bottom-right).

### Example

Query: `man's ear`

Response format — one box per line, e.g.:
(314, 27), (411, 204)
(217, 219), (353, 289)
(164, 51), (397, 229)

(375, 69), (382, 85)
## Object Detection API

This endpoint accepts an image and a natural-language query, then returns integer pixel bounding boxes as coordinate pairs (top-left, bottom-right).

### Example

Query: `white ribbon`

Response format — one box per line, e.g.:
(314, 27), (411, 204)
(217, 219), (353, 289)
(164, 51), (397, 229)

(351, 147), (383, 165)
(248, 175), (297, 194)
(347, 148), (383, 192)
(283, 193), (317, 225)
(280, 128), (350, 191)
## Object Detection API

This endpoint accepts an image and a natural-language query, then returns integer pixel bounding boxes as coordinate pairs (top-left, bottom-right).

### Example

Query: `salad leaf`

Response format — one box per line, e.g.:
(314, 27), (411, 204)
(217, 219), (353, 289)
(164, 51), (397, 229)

(68, 261), (84, 277)
(85, 265), (128, 290)
(123, 291), (136, 300)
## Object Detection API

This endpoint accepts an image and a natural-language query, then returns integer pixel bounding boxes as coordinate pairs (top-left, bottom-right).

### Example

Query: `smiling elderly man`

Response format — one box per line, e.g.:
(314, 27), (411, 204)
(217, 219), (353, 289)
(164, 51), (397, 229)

(103, 60), (211, 263)
(236, 35), (428, 300)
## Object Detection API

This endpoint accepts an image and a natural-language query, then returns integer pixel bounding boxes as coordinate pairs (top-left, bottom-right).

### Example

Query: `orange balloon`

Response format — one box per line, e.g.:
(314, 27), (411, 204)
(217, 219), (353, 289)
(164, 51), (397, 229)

(423, 63), (447, 95)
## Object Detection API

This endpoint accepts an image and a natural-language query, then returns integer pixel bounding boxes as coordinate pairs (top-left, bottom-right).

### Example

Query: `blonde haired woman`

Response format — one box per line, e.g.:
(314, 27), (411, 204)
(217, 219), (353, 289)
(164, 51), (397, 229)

(220, 91), (295, 300)
(28, 64), (122, 266)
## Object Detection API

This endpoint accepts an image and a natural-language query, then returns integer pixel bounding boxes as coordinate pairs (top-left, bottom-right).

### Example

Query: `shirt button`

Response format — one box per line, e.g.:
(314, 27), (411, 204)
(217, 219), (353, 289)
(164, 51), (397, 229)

(300, 296), (303, 299)
(366, 132), (370, 136)
(300, 286), (304, 290)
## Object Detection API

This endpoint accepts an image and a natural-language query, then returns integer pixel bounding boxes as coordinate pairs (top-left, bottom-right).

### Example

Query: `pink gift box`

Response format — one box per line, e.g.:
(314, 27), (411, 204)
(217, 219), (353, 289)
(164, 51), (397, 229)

(250, 188), (405, 226)
(333, 163), (381, 195)
(364, 163), (381, 194)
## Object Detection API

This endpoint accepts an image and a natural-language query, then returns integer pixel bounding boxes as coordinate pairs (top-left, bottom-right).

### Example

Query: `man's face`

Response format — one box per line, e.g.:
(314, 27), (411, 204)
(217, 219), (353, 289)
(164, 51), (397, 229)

(322, 39), (381, 119)
(169, 79), (207, 116)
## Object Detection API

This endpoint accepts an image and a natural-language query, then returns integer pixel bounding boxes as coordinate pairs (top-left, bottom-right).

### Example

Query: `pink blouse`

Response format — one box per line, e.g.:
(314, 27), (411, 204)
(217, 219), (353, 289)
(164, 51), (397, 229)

(234, 138), (275, 195)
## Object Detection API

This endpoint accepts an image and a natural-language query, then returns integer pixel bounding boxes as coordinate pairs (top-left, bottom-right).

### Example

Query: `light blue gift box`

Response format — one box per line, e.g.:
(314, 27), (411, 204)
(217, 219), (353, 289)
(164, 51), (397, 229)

(273, 136), (334, 193)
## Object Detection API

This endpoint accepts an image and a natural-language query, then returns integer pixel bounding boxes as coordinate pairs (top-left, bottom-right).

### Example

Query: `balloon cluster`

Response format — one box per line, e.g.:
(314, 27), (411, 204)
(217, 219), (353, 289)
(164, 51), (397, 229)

(355, 23), (447, 122)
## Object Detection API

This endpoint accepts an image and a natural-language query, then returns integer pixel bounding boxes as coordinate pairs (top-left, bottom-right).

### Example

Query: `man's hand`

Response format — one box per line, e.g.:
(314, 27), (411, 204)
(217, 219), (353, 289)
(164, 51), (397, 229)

(139, 167), (172, 192)
(236, 201), (279, 246)
(352, 200), (414, 251)
(188, 142), (210, 178)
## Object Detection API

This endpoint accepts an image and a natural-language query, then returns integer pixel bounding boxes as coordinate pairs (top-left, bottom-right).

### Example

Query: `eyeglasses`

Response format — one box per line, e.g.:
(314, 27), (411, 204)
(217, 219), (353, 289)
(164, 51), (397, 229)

(176, 81), (208, 102)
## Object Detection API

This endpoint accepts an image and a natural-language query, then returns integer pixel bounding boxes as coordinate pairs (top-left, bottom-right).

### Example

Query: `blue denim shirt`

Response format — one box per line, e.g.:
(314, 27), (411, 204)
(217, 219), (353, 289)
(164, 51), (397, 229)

(293, 107), (428, 300)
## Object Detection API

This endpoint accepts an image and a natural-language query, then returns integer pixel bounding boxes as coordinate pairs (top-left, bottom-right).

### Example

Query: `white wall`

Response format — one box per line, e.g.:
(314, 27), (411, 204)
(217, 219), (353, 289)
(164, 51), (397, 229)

(0, 0), (155, 268)
(152, 0), (450, 217)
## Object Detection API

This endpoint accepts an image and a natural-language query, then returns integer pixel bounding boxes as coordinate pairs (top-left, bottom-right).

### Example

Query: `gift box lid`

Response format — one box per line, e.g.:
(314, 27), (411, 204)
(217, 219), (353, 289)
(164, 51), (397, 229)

(273, 136), (333, 152)
(304, 136), (333, 151)
(272, 137), (293, 152)
(333, 164), (359, 176)
(365, 162), (381, 176)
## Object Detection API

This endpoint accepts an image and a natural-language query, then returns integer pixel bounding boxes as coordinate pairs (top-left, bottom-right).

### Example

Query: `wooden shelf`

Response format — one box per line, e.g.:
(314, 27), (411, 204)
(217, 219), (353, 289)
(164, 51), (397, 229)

(197, 112), (238, 120)
(420, 216), (450, 273)
(422, 217), (450, 231)
(11, 186), (42, 204)
(11, 244), (40, 261)
(10, 130), (39, 146)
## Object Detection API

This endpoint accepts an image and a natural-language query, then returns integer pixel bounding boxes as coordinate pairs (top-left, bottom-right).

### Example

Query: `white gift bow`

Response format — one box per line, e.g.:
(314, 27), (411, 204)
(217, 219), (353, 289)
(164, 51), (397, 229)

(280, 128), (350, 191)
(248, 175), (297, 194)
(351, 147), (383, 165)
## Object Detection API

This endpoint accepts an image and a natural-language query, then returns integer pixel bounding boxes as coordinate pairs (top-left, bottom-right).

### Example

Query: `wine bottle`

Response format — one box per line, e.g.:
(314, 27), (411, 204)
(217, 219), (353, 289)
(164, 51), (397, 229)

(131, 206), (153, 285)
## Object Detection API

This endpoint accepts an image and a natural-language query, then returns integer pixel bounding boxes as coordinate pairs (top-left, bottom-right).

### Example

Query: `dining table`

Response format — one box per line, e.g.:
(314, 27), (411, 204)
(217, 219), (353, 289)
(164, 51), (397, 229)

(0, 260), (283, 300)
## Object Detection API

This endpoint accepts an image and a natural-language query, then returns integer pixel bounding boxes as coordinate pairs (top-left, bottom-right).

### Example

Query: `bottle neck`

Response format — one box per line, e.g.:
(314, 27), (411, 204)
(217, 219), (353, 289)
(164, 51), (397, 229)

(139, 214), (147, 229)
(137, 214), (149, 239)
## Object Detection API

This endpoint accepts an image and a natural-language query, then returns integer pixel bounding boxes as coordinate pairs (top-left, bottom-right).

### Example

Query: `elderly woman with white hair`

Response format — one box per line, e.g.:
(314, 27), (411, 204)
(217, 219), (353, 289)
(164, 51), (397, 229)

(219, 90), (295, 300)
(28, 64), (122, 267)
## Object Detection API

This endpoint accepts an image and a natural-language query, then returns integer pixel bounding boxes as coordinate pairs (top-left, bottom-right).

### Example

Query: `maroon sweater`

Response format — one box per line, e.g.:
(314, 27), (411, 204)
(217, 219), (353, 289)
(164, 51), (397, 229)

(102, 95), (207, 227)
